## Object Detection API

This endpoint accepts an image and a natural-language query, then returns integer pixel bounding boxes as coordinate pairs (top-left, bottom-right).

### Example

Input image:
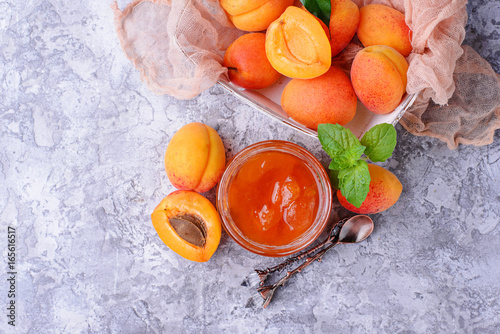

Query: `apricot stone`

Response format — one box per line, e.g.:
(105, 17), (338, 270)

(329, 0), (360, 57)
(351, 45), (409, 114)
(151, 190), (222, 262)
(357, 4), (412, 57)
(223, 33), (281, 89)
(265, 6), (331, 79)
(220, 0), (294, 32)
(338, 164), (402, 214)
(281, 66), (357, 130)
(165, 122), (226, 193)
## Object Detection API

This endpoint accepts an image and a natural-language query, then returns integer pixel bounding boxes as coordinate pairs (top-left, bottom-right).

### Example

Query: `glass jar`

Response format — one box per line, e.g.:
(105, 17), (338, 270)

(216, 140), (332, 257)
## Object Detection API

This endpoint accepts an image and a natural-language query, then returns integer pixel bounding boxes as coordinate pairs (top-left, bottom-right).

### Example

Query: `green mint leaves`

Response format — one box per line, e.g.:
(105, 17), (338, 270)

(360, 123), (398, 162)
(318, 123), (397, 208)
(318, 123), (365, 170)
(300, 0), (331, 26)
(338, 160), (371, 208)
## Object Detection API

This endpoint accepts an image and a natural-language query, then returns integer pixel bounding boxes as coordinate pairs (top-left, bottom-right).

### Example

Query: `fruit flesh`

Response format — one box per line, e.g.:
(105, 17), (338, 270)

(151, 190), (222, 262)
(265, 6), (331, 79)
(220, 0), (294, 32)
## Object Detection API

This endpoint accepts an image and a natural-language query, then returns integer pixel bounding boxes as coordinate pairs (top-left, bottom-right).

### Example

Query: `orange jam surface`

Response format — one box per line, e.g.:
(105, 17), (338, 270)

(228, 151), (319, 246)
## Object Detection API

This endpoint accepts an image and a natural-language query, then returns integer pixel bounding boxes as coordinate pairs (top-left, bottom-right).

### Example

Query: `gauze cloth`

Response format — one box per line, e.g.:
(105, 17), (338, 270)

(112, 0), (500, 149)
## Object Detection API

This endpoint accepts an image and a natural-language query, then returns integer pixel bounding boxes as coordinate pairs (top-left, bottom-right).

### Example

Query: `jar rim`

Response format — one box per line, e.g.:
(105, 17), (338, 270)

(216, 140), (332, 257)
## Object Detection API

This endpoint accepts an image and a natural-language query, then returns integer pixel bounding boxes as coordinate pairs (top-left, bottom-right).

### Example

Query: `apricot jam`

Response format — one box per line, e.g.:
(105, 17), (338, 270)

(217, 141), (332, 257)
(228, 151), (319, 246)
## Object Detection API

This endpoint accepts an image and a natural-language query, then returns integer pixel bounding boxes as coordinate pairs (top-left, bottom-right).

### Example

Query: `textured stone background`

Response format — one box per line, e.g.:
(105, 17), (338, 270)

(0, 1), (499, 333)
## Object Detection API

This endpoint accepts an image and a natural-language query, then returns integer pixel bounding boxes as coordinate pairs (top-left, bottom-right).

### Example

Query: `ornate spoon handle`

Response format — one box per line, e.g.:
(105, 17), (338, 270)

(253, 218), (348, 285)
(257, 240), (341, 308)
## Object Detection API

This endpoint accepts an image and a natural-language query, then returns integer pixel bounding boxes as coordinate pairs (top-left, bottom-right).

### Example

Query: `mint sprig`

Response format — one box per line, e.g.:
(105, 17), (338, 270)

(318, 123), (397, 208)
(318, 123), (365, 170)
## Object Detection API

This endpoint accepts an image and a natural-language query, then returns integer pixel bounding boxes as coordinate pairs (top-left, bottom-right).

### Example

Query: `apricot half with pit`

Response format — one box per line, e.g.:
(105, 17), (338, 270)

(165, 122), (226, 193)
(151, 190), (222, 262)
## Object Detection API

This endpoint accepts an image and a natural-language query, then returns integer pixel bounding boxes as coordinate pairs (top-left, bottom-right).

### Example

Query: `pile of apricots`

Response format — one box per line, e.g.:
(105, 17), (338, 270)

(221, 1), (412, 130)
(152, 122), (403, 262)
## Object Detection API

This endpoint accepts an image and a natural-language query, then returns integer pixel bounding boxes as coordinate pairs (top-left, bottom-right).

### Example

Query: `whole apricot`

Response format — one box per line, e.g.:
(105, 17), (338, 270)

(165, 122), (226, 193)
(265, 6), (331, 79)
(281, 66), (357, 130)
(223, 33), (281, 90)
(220, 0), (294, 32)
(338, 164), (402, 214)
(357, 4), (412, 57)
(151, 190), (222, 262)
(351, 45), (408, 114)
(329, 0), (360, 57)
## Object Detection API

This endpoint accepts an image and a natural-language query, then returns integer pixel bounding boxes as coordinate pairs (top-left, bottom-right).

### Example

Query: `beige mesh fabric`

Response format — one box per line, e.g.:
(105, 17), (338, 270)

(112, 0), (500, 149)
(112, 0), (242, 99)
(400, 46), (500, 148)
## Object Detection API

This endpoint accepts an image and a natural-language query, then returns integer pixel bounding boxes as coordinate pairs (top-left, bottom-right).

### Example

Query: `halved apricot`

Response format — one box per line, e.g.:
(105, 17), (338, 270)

(265, 6), (331, 79)
(151, 190), (222, 262)
(220, 0), (294, 32)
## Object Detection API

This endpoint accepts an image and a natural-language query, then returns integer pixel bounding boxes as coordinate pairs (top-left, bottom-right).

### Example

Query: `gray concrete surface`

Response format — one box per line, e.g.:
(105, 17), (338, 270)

(1, 1), (499, 333)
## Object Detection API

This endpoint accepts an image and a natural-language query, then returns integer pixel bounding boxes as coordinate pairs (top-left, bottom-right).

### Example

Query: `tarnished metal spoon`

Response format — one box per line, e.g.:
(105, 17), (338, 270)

(254, 215), (374, 308)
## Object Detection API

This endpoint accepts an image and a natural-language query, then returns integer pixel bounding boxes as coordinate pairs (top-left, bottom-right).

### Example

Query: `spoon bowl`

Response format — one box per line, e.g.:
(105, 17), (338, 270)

(338, 215), (374, 244)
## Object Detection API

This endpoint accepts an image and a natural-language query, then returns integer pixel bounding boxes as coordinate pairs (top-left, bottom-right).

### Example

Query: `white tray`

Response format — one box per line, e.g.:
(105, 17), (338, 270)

(218, 74), (417, 139)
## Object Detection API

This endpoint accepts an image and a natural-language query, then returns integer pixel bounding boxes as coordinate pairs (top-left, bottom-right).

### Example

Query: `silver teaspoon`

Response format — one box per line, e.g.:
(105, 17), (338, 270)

(255, 215), (374, 308)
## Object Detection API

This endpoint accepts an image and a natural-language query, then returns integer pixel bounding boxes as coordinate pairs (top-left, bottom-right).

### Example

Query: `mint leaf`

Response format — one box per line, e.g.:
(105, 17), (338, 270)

(300, 0), (330, 25)
(316, 0), (331, 22)
(361, 123), (397, 162)
(338, 160), (371, 208)
(318, 123), (366, 170)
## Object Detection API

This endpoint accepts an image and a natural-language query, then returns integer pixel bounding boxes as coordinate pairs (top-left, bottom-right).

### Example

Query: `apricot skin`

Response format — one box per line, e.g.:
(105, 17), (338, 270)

(357, 4), (412, 57)
(338, 164), (402, 214)
(220, 0), (294, 32)
(281, 66), (357, 130)
(165, 123), (226, 193)
(151, 190), (222, 262)
(329, 0), (360, 57)
(351, 45), (409, 114)
(223, 33), (281, 89)
(265, 6), (331, 79)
